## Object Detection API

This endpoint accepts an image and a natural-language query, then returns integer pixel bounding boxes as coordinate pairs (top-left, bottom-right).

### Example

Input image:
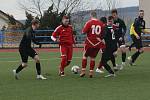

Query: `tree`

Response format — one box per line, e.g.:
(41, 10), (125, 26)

(25, 11), (34, 28)
(40, 4), (67, 29)
(18, 0), (81, 18)
(105, 0), (119, 12)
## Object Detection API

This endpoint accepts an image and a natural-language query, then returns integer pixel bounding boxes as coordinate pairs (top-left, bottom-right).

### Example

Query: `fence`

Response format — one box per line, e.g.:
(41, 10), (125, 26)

(0, 30), (86, 48)
(0, 29), (150, 48)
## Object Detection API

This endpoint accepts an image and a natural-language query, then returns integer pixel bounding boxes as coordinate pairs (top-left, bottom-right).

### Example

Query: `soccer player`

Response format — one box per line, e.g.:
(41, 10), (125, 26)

(128, 23), (136, 51)
(128, 10), (150, 65)
(111, 9), (127, 70)
(51, 16), (75, 77)
(95, 17), (107, 73)
(101, 16), (118, 77)
(80, 11), (105, 78)
(13, 19), (47, 80)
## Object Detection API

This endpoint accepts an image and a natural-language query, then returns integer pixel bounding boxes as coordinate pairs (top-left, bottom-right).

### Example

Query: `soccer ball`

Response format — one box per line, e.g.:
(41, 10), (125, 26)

(71, 65), (80, 74)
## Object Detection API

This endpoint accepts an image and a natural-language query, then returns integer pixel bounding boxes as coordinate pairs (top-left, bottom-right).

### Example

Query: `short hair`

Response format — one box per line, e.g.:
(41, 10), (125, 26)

(91, 11), (97, 18)
(111, 9), (118, 14)
(100, 17), (107, 24)
(108, 16), (114, 21)
(31, 19), (40, 25)
(139, 10), (144, 12)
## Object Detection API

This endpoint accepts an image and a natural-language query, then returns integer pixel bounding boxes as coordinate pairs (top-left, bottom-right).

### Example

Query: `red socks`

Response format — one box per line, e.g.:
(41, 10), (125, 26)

(82, 59), (87, 70)
(90, 60), (95, 71)
(60, 56), (67, 72)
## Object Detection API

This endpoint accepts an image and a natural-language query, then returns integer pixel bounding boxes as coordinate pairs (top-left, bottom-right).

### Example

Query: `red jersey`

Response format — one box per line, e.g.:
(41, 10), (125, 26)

(82, 18), (105, 48)
(52, 25), (75, 45)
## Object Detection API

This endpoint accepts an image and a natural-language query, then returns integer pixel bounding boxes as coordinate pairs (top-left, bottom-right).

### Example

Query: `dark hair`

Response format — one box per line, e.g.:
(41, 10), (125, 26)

(91, 11), (97, 18)
(139, 10), (144, 12)
(31, 19), (40, 25)
(100, 17), (107, 24)
(111, 9), (118, 14)
(108, 16), (114, 21)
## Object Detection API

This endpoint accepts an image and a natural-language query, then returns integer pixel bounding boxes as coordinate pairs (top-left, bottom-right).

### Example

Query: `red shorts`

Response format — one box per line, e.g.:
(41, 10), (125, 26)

(83, 45), (100, 58)
(60, 45), (73, 61)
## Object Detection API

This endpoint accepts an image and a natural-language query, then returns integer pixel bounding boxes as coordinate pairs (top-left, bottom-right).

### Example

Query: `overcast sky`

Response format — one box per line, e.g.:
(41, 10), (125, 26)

(0, 0), (139, 20)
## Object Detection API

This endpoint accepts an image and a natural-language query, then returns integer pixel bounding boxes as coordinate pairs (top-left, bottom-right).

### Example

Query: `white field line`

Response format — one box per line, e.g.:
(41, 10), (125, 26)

(0, 57), (82, 63)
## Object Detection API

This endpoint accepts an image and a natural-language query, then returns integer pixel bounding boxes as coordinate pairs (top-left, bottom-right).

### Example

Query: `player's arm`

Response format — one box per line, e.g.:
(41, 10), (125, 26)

(121, 20), (127, 37)
(82, 21), (90, 34)
(101, 26), (108, 44)
(51, 26), (60, 42)
(130, 23), (139, 38)
(31, 32), (40, 45)
(26, 29), (40, 45)
(141, 20), (150, 34)
(133, 18), (140, 39)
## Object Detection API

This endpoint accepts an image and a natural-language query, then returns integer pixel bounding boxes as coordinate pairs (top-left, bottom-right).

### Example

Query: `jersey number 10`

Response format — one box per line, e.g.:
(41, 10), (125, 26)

(91, 25), (101, 35)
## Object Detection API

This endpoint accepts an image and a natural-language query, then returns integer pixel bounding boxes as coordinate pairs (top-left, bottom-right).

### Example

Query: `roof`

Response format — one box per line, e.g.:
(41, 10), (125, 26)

(0, 10), (24, 25)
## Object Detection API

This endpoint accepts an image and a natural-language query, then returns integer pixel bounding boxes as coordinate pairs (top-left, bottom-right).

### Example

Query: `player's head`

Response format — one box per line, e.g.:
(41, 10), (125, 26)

(31, 19), (40, 30)
(62, 15), (70, 26)
(90, 11), (97, 18)
(100, 17), (107, 24)
(111, 9), (118, 19)
(108, 16), (114, 25)
(139, 10), (144, 18)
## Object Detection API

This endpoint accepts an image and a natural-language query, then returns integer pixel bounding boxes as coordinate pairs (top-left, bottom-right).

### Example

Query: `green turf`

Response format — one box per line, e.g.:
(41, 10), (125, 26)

(0, 50), (150, 100)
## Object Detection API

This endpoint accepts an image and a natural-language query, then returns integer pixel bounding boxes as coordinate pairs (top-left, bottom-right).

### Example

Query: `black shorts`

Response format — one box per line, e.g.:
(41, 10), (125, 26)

(131, 35), (143, 49)
(19, 47), (38, 63)
(117, 37), (125, 47)
(101, 47), (117, 62)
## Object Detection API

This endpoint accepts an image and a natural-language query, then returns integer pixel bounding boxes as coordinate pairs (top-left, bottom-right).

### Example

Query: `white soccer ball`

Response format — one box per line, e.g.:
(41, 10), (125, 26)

(71, 65), (80, 74)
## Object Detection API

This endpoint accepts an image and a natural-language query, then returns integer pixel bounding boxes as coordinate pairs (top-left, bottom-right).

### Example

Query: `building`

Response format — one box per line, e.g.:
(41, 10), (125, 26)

(0, 10), (23, 30)
(139, 0), (150, 28)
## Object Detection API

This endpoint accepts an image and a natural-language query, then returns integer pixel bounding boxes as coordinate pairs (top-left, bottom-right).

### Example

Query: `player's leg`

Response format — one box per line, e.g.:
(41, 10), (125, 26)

(59, 45), (67, 76)
(89, 57), (95, 78)
(129, 42), (135, 51)
(128, 37), (143, 65)
(13, 62), (28, 80)
(109, 46), (119, 70)
(110, 55), (117, 67)
(29, 48), (46, 80)
(96, 49), (105, 73)
(96, 60), (104, 74)
(66, 45), (73, 66)
(89, 48), (99, 78)
(130, 42), (143, 65)
(101, 53), (115, 77)
(13, 49), (28, 80)
(118, 38), (126, 65)
(110, 46), (118, 70)
(120, 44), (126, 64)
(80, 46), (88, 77)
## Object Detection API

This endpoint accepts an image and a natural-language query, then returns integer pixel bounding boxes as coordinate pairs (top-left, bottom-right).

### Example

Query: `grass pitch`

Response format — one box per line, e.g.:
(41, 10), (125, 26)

(0, 49), (150, 100)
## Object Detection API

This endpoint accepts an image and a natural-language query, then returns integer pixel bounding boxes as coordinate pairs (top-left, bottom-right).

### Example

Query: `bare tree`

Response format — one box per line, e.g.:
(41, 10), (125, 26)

(18, 0), (48, 17)
(105, 0), (119, 12)
(48, 0), (82, 14)
(18, 0), (82, 18)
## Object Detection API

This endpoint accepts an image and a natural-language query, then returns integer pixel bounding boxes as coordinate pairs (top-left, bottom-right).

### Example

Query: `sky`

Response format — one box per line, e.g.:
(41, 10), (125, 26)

(0, 0), (139, 20)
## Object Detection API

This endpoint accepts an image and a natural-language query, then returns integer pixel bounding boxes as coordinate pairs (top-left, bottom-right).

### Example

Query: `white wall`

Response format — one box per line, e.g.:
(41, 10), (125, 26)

(139, 0), (150, 28)
(0, 18), (8, 29)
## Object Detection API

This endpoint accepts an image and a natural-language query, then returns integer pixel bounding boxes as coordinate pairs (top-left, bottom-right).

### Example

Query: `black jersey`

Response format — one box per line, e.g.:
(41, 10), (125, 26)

(133, 17), (145, 37)
(19, 27), (39, 48)
(103, 25), (117, 50)
(114, 18), (126, 38)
